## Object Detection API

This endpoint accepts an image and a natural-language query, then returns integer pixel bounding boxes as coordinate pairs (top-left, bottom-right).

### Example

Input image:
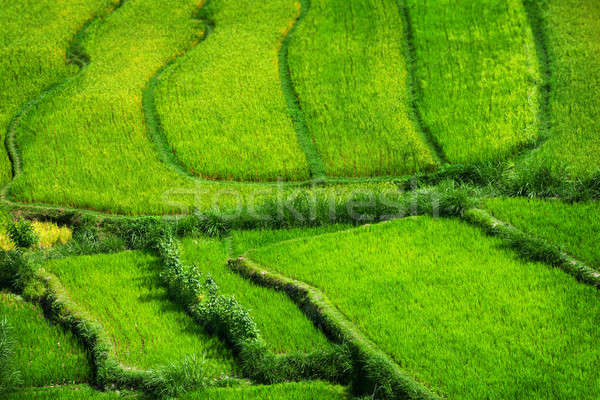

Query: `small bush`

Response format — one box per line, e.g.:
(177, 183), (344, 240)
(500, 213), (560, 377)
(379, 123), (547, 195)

(6, 218), (39, 249)
(0, 250), (36, 293)
(144, 354), (211, 399)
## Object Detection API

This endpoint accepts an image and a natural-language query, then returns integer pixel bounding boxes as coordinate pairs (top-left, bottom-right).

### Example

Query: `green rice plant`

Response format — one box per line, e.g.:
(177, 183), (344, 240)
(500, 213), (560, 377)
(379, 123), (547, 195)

(0, 0), (118, 187)
(5, 386), (125, 399)
(287, 0), (437, 177)
(10, 0), (205, 215)
(230, 224), (354, 257)
(180, 237), (331, 353)
(522, 0), (600, 177)
(44, 251), (236, 372)
(0, 316), (21, 394)
(405, 0), (540, 164)
(249, 217), (600, 399)
(181, 381), (349, 399)
(153, 0), (310, 181)
(0, 291), (91, 388)
(483, 197), (600, 269)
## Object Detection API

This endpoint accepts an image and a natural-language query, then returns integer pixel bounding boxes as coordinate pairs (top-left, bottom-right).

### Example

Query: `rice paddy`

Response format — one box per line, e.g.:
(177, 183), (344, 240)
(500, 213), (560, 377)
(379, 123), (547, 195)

(287, 0), (437, 176)
(154, 0), (310, 181)
(524, 0), (600, 177)
(406, 0), (540, 164)
(2, 0), (599, 398)
(483, 197), (600, 269)
(0, 291), (91, 388)
(182, 382), (348, 399)
(249, 217), (600, 399)
(43, 251), (236, 372)
(180, 237), (331, 354)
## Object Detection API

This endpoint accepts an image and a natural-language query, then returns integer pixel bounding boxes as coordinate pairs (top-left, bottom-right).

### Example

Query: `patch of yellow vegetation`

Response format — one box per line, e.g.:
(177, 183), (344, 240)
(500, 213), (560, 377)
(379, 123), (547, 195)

(0, 221), (72, 250)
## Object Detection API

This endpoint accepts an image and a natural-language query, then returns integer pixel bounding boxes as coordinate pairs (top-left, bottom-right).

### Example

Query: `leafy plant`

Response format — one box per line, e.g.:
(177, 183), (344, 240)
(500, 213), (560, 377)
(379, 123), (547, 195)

(6, 218), (39, 249)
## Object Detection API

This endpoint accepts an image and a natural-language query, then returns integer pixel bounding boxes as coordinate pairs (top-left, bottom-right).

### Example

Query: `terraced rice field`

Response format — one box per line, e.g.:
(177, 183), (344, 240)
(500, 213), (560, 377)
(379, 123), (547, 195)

(483, 197), (600, 269)
(155, 0), (310, 181)
(287, 0), (437, 177)
(182, 382), (349, 399)
(1, 0), (599, 398)
(248, 218), (600, 399)
(0, 292), (91, 387)
(406, 0), (540, 164)
(524, 0), (600, 177)
(180, 237), (331, 353)
(43, 251), (235, 372)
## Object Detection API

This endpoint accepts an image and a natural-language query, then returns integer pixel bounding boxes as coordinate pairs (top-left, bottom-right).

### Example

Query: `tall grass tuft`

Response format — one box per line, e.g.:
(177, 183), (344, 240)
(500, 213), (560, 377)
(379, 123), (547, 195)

(0, 317), (21, 394)
(144, 354), (211, 399)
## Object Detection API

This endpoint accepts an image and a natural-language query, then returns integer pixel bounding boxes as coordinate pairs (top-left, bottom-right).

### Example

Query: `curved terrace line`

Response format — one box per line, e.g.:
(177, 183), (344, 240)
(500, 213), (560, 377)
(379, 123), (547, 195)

(278, 0), (327, 181)
(142, 17), (215, 182)
(229, 255), (441, 400)
(399, 2), (448, 166)
(1, 0), (127, 210)
(517, 0), (553, 156)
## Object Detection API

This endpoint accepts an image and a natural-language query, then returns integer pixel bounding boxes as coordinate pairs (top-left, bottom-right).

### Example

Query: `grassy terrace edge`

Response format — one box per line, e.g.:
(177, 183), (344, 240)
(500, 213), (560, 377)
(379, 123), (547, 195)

(229, 256), (440, 400)
(279, 0), (326, 180)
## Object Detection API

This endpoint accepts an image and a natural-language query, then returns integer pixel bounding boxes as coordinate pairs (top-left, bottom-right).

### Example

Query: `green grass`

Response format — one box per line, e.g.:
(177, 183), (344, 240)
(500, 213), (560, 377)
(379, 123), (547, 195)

(0, 0), (117, 187)
(249, 217), (600, 399)
(524, 0), (600, 177)
(483, 197), (600, 269)
(230, 224), (354, 257)
(288, 0), (437, 177)
(180, 237), (331, 354)
(182, 381), (348, 399)
(6, 386), (123, 399)
(154, 0), (310, 181)
(406, 0), (540, 164)
(10, 0), (203, 214)
(0, 291), (91, 388)
(43, 251), (236, 372)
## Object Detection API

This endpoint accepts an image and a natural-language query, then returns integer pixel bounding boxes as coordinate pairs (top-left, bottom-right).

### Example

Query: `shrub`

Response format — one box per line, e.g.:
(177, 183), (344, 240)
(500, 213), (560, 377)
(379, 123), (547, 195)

(6, 218), (39, 249)
(144, 354), (211, 399)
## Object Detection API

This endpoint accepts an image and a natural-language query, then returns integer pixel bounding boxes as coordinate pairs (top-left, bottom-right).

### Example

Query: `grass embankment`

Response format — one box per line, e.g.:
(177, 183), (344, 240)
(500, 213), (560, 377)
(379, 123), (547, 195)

(483, 197), (600, 269)
(44, 251), (235, 372)
(182, 381), (348, 399)
(154, 0), (310, 181)
(406, 0), (540, 163)
(6, 386), (122, 399)
(248, 217), (600, 399)
(10, 0), (204, 214)
(287, 0), (437, 177)
(180, 237), (330, 353)
(0, 0), (117, 187)
(523, 0), (600, 177)
(0, 291), (91, 387)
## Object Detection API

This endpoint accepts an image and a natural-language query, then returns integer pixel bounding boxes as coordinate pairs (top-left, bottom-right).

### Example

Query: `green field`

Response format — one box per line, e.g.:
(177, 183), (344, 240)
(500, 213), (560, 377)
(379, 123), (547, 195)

(288, 0), (437, 177)
(182, 382), (348, 399)
(249, 218), (600, 399)
(10, 0), (200, 214)
(0, 0), (117, 187)
(2, 0), (600, 398)
(0, 291), (91, 388)
(524, 0), (600, 177)
(180, 237), (331, 353)
(483, 197), (600, 269)
(407, 0), (539, 164)
(155, 0), (310, 181)
(44, 251), (235, 372)
(5, 386), (123, 400)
